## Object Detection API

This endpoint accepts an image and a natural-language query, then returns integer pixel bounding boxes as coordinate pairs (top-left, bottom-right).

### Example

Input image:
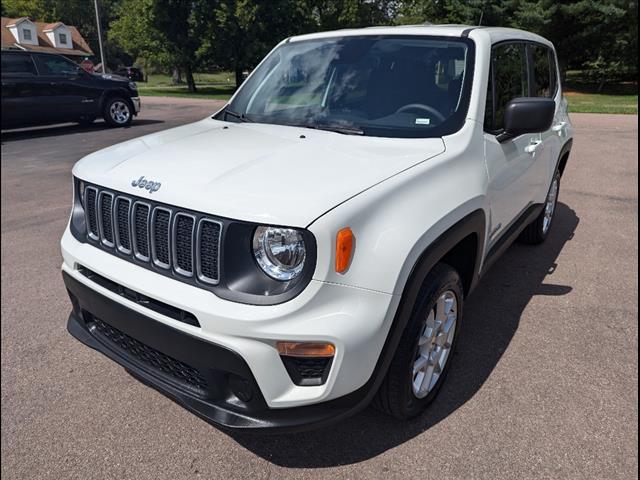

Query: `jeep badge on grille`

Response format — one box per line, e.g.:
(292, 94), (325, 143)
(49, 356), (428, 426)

(131, 176), (161, 193)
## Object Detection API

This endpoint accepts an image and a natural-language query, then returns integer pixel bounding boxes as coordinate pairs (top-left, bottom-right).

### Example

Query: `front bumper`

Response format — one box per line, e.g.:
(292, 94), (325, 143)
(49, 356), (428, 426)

(61, 229), (399, 431)
(64, 271), (381, 431)
(130, 96), (141, 114)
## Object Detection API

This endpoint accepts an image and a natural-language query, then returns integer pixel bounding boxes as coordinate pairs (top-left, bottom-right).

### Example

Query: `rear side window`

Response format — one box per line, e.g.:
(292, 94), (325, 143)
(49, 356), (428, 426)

(486, 43), (529, 132)
(530, 45), (556, 97)
(33, 54), (79, 75)
(1, 54), (37, 76)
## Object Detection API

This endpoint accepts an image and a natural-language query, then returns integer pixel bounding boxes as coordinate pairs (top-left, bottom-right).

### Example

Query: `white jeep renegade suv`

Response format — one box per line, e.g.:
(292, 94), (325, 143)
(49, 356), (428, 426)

(61, 25), (573, 432)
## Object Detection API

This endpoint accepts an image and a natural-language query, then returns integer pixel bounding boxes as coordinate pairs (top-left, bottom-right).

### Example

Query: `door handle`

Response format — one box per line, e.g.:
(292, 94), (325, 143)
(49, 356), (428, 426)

(525, 140), (543, 155)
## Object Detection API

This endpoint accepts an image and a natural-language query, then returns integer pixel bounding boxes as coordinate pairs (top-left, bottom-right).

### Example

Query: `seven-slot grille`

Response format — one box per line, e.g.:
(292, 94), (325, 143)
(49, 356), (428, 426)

(83, 184), (221, 286)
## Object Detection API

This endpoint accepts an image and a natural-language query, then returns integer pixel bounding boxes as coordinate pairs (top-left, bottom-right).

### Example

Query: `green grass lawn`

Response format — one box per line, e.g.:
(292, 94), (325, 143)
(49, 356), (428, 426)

(564, 91), (638, 114)
(564, 72), (637, 114)
(138, 71), (638, 114)
(137, 72), (236, 100)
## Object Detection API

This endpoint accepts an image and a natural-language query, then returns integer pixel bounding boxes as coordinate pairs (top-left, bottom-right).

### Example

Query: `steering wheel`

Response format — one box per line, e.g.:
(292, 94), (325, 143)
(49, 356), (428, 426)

(395, 103), (446, 123)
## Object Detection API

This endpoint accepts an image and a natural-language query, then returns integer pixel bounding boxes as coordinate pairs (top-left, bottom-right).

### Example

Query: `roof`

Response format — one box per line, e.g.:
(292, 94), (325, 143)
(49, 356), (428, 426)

(288, 24), (552, 48)
(43, 22), (65, 32)
(1, 17), (93, 57)
(5, 17), (30, 27)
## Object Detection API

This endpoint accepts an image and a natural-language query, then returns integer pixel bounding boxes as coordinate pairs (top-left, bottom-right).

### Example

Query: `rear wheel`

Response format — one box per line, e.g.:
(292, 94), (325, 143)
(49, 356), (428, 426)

(519, 170), (561, 244)
(374, 263), (463, 420)
(103, 97), (132, 127)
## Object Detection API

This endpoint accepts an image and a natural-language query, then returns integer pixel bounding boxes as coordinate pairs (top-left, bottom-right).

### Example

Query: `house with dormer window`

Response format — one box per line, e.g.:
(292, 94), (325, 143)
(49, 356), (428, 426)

(1, 17), (93, 59)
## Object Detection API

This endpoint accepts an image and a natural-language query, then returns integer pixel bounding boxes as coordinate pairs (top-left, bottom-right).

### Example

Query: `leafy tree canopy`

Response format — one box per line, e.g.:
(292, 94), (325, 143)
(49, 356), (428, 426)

(3, 0), (637, 86)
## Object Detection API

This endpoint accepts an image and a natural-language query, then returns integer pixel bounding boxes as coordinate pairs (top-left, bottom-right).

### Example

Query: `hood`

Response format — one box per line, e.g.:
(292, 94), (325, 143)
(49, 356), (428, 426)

(95, 73), (129, 83)
(73, 118), (445, 227)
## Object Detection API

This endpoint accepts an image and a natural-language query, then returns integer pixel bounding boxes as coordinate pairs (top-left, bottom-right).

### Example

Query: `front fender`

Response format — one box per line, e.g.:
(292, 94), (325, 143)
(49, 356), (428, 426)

(99, 88), (135, 112)
(308, 125), (489, 295)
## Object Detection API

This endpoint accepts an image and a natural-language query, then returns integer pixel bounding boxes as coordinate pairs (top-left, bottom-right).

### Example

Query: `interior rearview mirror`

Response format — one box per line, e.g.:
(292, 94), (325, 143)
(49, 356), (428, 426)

(498, 97), (556, 142)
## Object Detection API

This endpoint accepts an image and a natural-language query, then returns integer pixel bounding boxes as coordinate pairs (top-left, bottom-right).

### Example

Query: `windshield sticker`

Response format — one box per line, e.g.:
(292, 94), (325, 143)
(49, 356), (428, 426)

(415, 118), (431, 125)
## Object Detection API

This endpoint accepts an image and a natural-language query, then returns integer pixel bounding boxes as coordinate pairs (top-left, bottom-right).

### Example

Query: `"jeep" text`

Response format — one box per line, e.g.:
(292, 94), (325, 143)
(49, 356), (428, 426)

(131, 176), (161, 193)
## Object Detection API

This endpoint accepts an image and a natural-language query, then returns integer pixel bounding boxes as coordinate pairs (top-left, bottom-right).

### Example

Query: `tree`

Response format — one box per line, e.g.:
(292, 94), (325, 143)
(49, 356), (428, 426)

(305, 0), (399, 29)
(397, 0), (638, 84)
(151, 0), (215, 92)
(397, 0), (506, 26)
(201, 0), (312, 88)
(108, 0), (173, 78)
(508, 0), (633, 84)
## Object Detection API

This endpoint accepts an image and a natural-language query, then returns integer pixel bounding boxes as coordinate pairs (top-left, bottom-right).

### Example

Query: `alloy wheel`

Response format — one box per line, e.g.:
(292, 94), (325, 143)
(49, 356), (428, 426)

(109, 101), (131, 124)
(412, 290), (458, 399)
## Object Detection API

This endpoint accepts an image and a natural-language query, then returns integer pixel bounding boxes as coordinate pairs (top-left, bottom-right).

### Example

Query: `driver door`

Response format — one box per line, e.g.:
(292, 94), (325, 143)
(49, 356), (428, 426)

(31, 54), (90, 123)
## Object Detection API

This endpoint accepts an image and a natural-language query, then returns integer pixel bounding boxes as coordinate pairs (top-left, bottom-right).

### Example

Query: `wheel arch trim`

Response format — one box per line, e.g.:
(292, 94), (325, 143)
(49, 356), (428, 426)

(556, 138), (573, 177)
(99, 89), (135, 112)
(355, 208), (486, 405)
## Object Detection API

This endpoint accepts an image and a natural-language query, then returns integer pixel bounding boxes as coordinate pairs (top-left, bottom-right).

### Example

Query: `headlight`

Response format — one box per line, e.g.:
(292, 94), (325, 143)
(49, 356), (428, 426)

(128, 81), (137, 91)
(253, 226), (306, 281)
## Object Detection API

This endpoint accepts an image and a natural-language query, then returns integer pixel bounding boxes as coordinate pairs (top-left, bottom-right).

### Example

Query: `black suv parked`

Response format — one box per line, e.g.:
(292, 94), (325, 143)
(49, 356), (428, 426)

(1, 50), (141, 129)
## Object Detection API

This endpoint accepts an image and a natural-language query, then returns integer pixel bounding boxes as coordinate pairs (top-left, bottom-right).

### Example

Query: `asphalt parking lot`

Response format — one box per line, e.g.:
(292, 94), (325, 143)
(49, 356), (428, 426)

(1, 98), (638, 479)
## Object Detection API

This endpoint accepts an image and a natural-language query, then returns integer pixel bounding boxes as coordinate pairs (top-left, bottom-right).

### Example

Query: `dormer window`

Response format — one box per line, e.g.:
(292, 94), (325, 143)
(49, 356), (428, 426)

(59, 33), (67, 44)
(6, 18), (39, 45)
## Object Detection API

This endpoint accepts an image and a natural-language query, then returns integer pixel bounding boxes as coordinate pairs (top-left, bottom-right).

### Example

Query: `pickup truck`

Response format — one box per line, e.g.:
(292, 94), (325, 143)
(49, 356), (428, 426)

(1, 50), (140, 129)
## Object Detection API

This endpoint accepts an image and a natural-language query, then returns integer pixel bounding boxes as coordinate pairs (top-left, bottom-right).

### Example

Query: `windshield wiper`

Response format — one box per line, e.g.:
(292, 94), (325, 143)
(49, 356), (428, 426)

(223, 108), (253, 123)
(295, 123), (364, 136)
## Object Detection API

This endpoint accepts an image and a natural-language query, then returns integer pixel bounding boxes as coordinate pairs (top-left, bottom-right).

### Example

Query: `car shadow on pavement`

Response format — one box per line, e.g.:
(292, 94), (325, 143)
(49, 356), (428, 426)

(228, 202), (579, 468)
(0, 119), (164, 143)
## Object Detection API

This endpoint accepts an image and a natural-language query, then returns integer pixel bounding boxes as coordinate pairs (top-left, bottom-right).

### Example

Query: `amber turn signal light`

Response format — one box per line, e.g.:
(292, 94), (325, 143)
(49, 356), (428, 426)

(335, 227), (354, 273)
(276, 342), (335, 358)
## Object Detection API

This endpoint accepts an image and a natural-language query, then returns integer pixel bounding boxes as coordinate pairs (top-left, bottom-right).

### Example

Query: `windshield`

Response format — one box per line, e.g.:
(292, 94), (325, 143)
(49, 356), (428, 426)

(223, 35), (474, 138)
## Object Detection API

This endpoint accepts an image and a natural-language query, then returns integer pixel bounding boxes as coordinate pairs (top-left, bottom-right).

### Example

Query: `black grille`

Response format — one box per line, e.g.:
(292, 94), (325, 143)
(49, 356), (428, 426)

(91, 317), (207, 393)
(293, 358), (331, 378)
(115, 198), (131, 251)
(133, 203), (150, 258)
(175, 215), (194, 273)
(83, 185), (222, 288)
(153, 209), (171, 266)
(281, 356), (333, 386)
(199, 220), (221, 282)
(100, 194), (114, 244)
(78, 265), (200, 327)
(85, 188), (98, 237)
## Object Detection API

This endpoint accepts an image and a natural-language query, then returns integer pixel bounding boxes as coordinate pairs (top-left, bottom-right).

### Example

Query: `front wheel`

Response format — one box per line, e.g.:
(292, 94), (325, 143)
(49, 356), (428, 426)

(519, 171), (561, 245)
(374, 263), (463, 420)
(102, 97), (133, 127)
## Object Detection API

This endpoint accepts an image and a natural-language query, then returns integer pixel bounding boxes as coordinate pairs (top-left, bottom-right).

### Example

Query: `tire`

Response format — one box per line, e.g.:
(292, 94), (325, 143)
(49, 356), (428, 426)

(374, 263), (464, 420)
(519, 170), (561, 245)
(102, 96), (133, 127)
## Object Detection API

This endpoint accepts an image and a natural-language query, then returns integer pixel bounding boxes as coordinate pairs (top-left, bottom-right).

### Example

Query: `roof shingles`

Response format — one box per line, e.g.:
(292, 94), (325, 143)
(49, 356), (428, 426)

(1, 17), (93, 57)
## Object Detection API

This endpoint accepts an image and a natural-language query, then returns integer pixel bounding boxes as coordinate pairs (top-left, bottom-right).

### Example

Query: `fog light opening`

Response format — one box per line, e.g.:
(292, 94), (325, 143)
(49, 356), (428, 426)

(277, 342), (335, 387)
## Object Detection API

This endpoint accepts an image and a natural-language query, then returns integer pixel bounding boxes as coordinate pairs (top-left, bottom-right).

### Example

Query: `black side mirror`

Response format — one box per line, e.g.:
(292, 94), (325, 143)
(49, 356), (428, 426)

(498, 97), (555, 142)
